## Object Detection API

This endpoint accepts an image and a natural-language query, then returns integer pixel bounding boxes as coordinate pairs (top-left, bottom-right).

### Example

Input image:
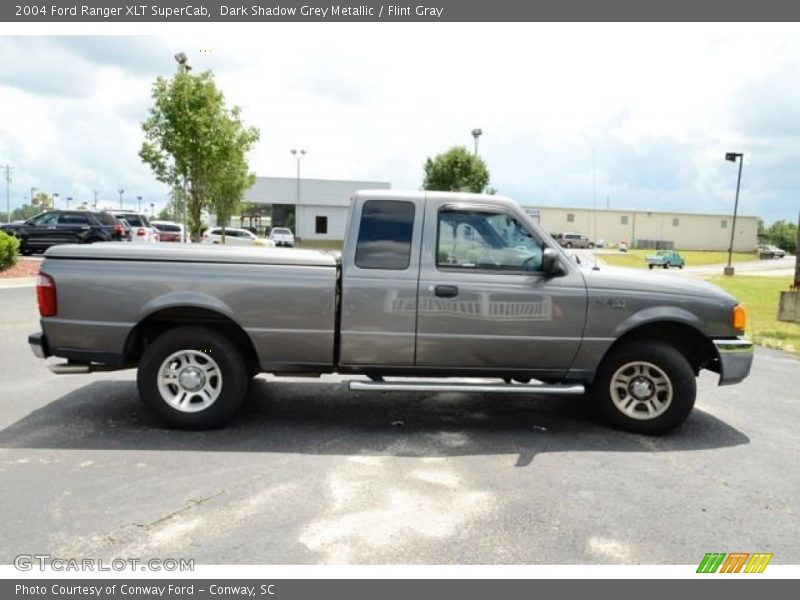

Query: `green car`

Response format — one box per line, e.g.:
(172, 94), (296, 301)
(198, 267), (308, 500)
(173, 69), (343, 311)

(646, 249), (685, 269)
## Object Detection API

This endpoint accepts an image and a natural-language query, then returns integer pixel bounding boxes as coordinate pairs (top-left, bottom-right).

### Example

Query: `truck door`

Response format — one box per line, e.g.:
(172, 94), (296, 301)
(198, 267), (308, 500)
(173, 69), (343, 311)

(415, 201), (587, 379)
(339, 196), (425, 367)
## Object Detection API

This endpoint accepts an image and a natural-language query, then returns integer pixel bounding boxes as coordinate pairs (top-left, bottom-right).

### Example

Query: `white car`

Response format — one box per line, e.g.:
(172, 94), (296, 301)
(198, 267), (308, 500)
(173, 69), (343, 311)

(202, 227), (275, 247)
(151, 221), (185, 243)
(107, 211), (159, 243)
(269, 227), (295, 247)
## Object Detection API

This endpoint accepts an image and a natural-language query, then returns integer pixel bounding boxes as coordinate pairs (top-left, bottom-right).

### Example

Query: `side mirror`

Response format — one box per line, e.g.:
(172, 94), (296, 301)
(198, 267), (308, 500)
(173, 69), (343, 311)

(542, 247), (563, 277)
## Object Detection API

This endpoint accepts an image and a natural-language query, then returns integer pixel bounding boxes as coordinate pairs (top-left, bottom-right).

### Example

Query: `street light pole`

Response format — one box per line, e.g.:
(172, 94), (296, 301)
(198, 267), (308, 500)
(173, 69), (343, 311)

(724, 152), (744, 276)
(92, 190), (98, 210)
(137, 196), (143, 213)
(290, 148), (306, 240)
(118, 189), (124, 210)
(471, 128), (483, 156)
(52, 193), (59, 210)
(66, 197), (72, 210)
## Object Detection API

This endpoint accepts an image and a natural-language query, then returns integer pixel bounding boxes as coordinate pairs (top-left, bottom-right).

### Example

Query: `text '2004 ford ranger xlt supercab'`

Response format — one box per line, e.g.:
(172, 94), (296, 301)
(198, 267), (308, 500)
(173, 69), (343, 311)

(29, 191), (753, 434)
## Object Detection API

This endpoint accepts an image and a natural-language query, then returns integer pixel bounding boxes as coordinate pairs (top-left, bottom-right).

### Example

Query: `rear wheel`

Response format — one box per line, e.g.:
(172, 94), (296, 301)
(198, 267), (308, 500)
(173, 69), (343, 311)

(137, 326), (248, 429)
(592, 341), (696, 435)
(648, 264), (654, 269)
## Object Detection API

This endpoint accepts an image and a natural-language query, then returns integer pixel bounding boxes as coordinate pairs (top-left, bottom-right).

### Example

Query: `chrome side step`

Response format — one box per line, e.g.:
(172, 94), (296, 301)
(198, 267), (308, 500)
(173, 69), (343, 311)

(349, 380), (585, 395)
(48, 363), (128, 375)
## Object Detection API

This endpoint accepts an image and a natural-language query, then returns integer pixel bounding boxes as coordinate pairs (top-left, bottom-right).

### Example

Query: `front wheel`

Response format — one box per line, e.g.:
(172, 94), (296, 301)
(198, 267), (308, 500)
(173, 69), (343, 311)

(591, 341), (696, 435)
(137, 326), (248, 429)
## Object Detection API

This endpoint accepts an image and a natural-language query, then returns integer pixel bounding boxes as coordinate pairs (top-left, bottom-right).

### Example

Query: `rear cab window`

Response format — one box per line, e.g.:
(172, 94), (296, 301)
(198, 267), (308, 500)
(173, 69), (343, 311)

(355, 200), (415, 270)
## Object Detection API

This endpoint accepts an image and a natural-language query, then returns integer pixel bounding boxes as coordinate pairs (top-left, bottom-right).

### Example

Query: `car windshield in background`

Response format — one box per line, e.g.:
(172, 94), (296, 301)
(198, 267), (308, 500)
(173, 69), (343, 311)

(273, 228), (291, 234)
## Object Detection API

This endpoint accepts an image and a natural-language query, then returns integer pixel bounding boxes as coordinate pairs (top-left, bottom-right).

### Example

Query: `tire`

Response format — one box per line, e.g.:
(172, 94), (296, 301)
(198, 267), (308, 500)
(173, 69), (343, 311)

(662, 263), (668, 269)
(137, 326), (248, 429)
(565, 242), (572, 248)
(591, 341), (696, 435)
(589, 243), (595, 249)
(85, 237), (102, 244)
(679, 264), (684, 269)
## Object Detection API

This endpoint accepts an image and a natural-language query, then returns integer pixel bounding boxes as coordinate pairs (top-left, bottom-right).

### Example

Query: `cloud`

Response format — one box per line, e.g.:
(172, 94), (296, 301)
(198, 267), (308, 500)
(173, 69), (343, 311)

(0, 24), (798, 224)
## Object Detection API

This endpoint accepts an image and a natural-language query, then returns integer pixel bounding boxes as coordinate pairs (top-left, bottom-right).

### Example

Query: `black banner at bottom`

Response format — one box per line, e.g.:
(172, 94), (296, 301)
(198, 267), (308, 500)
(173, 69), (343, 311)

(1, 579), (794, 600)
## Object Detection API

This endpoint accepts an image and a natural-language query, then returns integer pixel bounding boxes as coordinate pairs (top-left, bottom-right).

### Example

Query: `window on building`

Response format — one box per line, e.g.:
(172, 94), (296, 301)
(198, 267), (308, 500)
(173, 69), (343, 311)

(567, 213), (575, 223)
(621, 215), (629, 225)
(315, 216), (328, 235)
(355, 200), (415, 270)
(721, 219), (728, 229)
(672, 217), (680, 227)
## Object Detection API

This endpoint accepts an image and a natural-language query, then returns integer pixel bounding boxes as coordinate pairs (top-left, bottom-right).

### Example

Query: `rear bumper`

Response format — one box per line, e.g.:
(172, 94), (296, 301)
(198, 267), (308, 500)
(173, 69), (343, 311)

(28, 332), (50, 359)
(713, 338), (754, 386)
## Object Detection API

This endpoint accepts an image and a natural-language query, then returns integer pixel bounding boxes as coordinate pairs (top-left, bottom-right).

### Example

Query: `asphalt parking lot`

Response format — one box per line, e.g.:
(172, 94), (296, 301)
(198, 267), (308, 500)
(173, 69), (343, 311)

(1, 285), (799, 565)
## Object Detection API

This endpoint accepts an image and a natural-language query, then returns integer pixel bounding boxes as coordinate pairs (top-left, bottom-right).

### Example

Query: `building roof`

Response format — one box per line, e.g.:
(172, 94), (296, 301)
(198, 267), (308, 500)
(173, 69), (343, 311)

(519, 203), (758, 220)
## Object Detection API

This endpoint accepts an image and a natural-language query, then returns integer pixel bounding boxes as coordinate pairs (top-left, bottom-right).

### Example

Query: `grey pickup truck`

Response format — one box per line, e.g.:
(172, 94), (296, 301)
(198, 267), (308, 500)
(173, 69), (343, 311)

(29, 191), (753, 434)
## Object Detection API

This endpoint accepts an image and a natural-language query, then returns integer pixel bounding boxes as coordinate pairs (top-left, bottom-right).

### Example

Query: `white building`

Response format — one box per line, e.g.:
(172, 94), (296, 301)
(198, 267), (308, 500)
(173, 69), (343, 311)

(241, 176), (391, 240)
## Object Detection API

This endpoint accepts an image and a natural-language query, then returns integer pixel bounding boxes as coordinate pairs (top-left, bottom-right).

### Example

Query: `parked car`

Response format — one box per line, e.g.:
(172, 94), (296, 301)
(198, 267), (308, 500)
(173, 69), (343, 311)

(151, 221), (184, 243)
(106, 211), (158, 243)
(202, 227), (275, 247)
(0, 209), (124, 254)
(116, 217), (133, 241)
(29, 190), (753, 435)
(554, 232), (594, 249)
(757, 244), (786, 259)
(646, 249), (685, 269)
(269, 227), (295, 247)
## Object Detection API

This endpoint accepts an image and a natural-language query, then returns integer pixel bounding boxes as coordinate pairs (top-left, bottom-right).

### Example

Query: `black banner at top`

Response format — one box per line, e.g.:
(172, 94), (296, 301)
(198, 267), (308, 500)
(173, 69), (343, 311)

(3, 0), (800, 22)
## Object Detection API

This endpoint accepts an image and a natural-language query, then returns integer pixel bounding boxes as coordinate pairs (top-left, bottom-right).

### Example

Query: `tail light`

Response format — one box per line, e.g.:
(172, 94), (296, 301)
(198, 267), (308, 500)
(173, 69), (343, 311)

(137, 228), (146, 237)
(113, 223), (124, 237)
(36, 273), (57, 317)
(732, 304), (746, 332)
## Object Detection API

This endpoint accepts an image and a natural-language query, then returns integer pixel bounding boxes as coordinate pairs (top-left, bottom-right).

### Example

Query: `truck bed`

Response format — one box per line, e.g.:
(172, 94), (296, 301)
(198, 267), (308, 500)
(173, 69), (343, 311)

(39, 243), (339, 371)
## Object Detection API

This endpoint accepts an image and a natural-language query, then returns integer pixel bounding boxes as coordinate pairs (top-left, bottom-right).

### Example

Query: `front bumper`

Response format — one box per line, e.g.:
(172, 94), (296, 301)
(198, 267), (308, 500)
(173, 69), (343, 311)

(713, 338), (754, 385)
(29, 332), (51, 359)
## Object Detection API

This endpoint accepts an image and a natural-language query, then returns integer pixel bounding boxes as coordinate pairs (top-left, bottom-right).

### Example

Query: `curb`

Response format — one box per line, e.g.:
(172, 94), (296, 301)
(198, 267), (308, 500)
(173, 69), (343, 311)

(0, 277), (37, 288)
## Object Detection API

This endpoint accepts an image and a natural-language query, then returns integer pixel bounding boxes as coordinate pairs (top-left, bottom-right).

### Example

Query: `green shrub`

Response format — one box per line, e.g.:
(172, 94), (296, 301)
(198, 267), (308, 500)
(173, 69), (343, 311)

(0, 230), (20, 271)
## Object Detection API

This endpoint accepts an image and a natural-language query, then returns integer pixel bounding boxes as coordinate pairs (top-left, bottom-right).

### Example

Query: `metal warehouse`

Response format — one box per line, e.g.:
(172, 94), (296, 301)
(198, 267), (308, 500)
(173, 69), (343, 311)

(521, 205), (759, 251)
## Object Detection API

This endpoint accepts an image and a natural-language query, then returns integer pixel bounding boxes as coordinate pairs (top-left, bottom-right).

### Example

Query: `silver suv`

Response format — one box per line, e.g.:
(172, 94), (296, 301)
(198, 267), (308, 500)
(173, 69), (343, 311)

(555, 232), (594, 249)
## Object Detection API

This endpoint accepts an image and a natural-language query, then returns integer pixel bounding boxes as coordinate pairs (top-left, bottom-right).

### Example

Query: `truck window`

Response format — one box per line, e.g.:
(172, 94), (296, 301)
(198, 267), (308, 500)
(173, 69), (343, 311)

(437, 208), (544, 272)
(355, 200), (415, 270)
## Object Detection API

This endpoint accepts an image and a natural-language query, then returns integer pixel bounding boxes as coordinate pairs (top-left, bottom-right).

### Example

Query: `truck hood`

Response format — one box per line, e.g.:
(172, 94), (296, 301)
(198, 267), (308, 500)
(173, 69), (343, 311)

(580, 265), (737, 304)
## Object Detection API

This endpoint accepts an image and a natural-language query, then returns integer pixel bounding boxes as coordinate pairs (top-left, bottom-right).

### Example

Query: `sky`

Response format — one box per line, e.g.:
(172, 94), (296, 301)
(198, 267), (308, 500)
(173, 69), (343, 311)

(0, 23), (798, 224)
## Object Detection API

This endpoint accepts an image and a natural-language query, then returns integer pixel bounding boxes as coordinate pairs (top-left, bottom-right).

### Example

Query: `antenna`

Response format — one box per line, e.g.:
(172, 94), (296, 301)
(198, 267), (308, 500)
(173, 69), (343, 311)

(592, 149), (599, 269)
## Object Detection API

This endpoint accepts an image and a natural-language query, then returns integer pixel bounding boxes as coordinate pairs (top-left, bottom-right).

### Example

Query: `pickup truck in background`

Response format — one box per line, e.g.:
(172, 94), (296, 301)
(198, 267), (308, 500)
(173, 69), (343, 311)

(646, 250), (686, 269)
(28, 191), (753, 434)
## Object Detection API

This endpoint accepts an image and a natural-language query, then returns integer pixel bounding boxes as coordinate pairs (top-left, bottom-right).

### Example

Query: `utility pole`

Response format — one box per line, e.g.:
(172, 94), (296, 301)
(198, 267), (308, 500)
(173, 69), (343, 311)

(92, 190), (98, 210)
(2, 164), (13, 223)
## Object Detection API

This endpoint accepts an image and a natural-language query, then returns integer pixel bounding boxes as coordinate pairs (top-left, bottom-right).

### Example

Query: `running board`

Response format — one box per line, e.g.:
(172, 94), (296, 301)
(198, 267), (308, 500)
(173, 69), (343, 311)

(48, 363), (127, 375)
(349, 380), (585, 395)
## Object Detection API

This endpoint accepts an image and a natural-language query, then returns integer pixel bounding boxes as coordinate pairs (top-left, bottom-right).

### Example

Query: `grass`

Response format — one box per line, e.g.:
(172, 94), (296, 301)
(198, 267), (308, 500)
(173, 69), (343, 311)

(602, 249), (758, 269)
(296, 239), (344, 251)
(707, 275), (799, 355)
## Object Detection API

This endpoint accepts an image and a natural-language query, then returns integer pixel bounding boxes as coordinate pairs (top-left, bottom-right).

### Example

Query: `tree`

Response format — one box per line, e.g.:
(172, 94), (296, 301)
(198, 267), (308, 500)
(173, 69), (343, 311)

(208, 109), (259, 244)
(767, 219), (798, 255)
(422, 146), (491, 193)
(140, 69), (259, 241)
(31, 192), (52, 211)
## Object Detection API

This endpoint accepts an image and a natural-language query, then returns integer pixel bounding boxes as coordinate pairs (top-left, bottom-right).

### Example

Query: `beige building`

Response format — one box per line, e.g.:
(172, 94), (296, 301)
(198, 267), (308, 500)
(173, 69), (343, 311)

(522, 205), (759, 251)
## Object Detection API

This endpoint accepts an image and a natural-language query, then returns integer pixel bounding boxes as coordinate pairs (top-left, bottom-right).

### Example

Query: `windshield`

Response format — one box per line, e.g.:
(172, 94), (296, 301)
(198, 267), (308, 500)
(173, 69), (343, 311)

(272, 228), (291, 235)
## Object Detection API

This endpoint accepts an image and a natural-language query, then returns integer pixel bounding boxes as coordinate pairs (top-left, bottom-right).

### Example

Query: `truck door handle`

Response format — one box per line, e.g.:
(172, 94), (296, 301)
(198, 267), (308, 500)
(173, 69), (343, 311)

(434, 285), (459, 298)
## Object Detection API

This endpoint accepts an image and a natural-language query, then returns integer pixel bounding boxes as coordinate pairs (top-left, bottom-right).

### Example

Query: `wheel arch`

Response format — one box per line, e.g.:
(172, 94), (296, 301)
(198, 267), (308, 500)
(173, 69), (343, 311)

(601, 320), (718, 376)
(124, 305), (260, 371)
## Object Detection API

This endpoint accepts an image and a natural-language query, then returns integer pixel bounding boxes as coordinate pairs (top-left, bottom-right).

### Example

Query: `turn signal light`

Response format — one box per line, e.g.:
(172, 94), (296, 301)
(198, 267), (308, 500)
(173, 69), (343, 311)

(36, 273), (57, 317)
(732, 304), (746, 332)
